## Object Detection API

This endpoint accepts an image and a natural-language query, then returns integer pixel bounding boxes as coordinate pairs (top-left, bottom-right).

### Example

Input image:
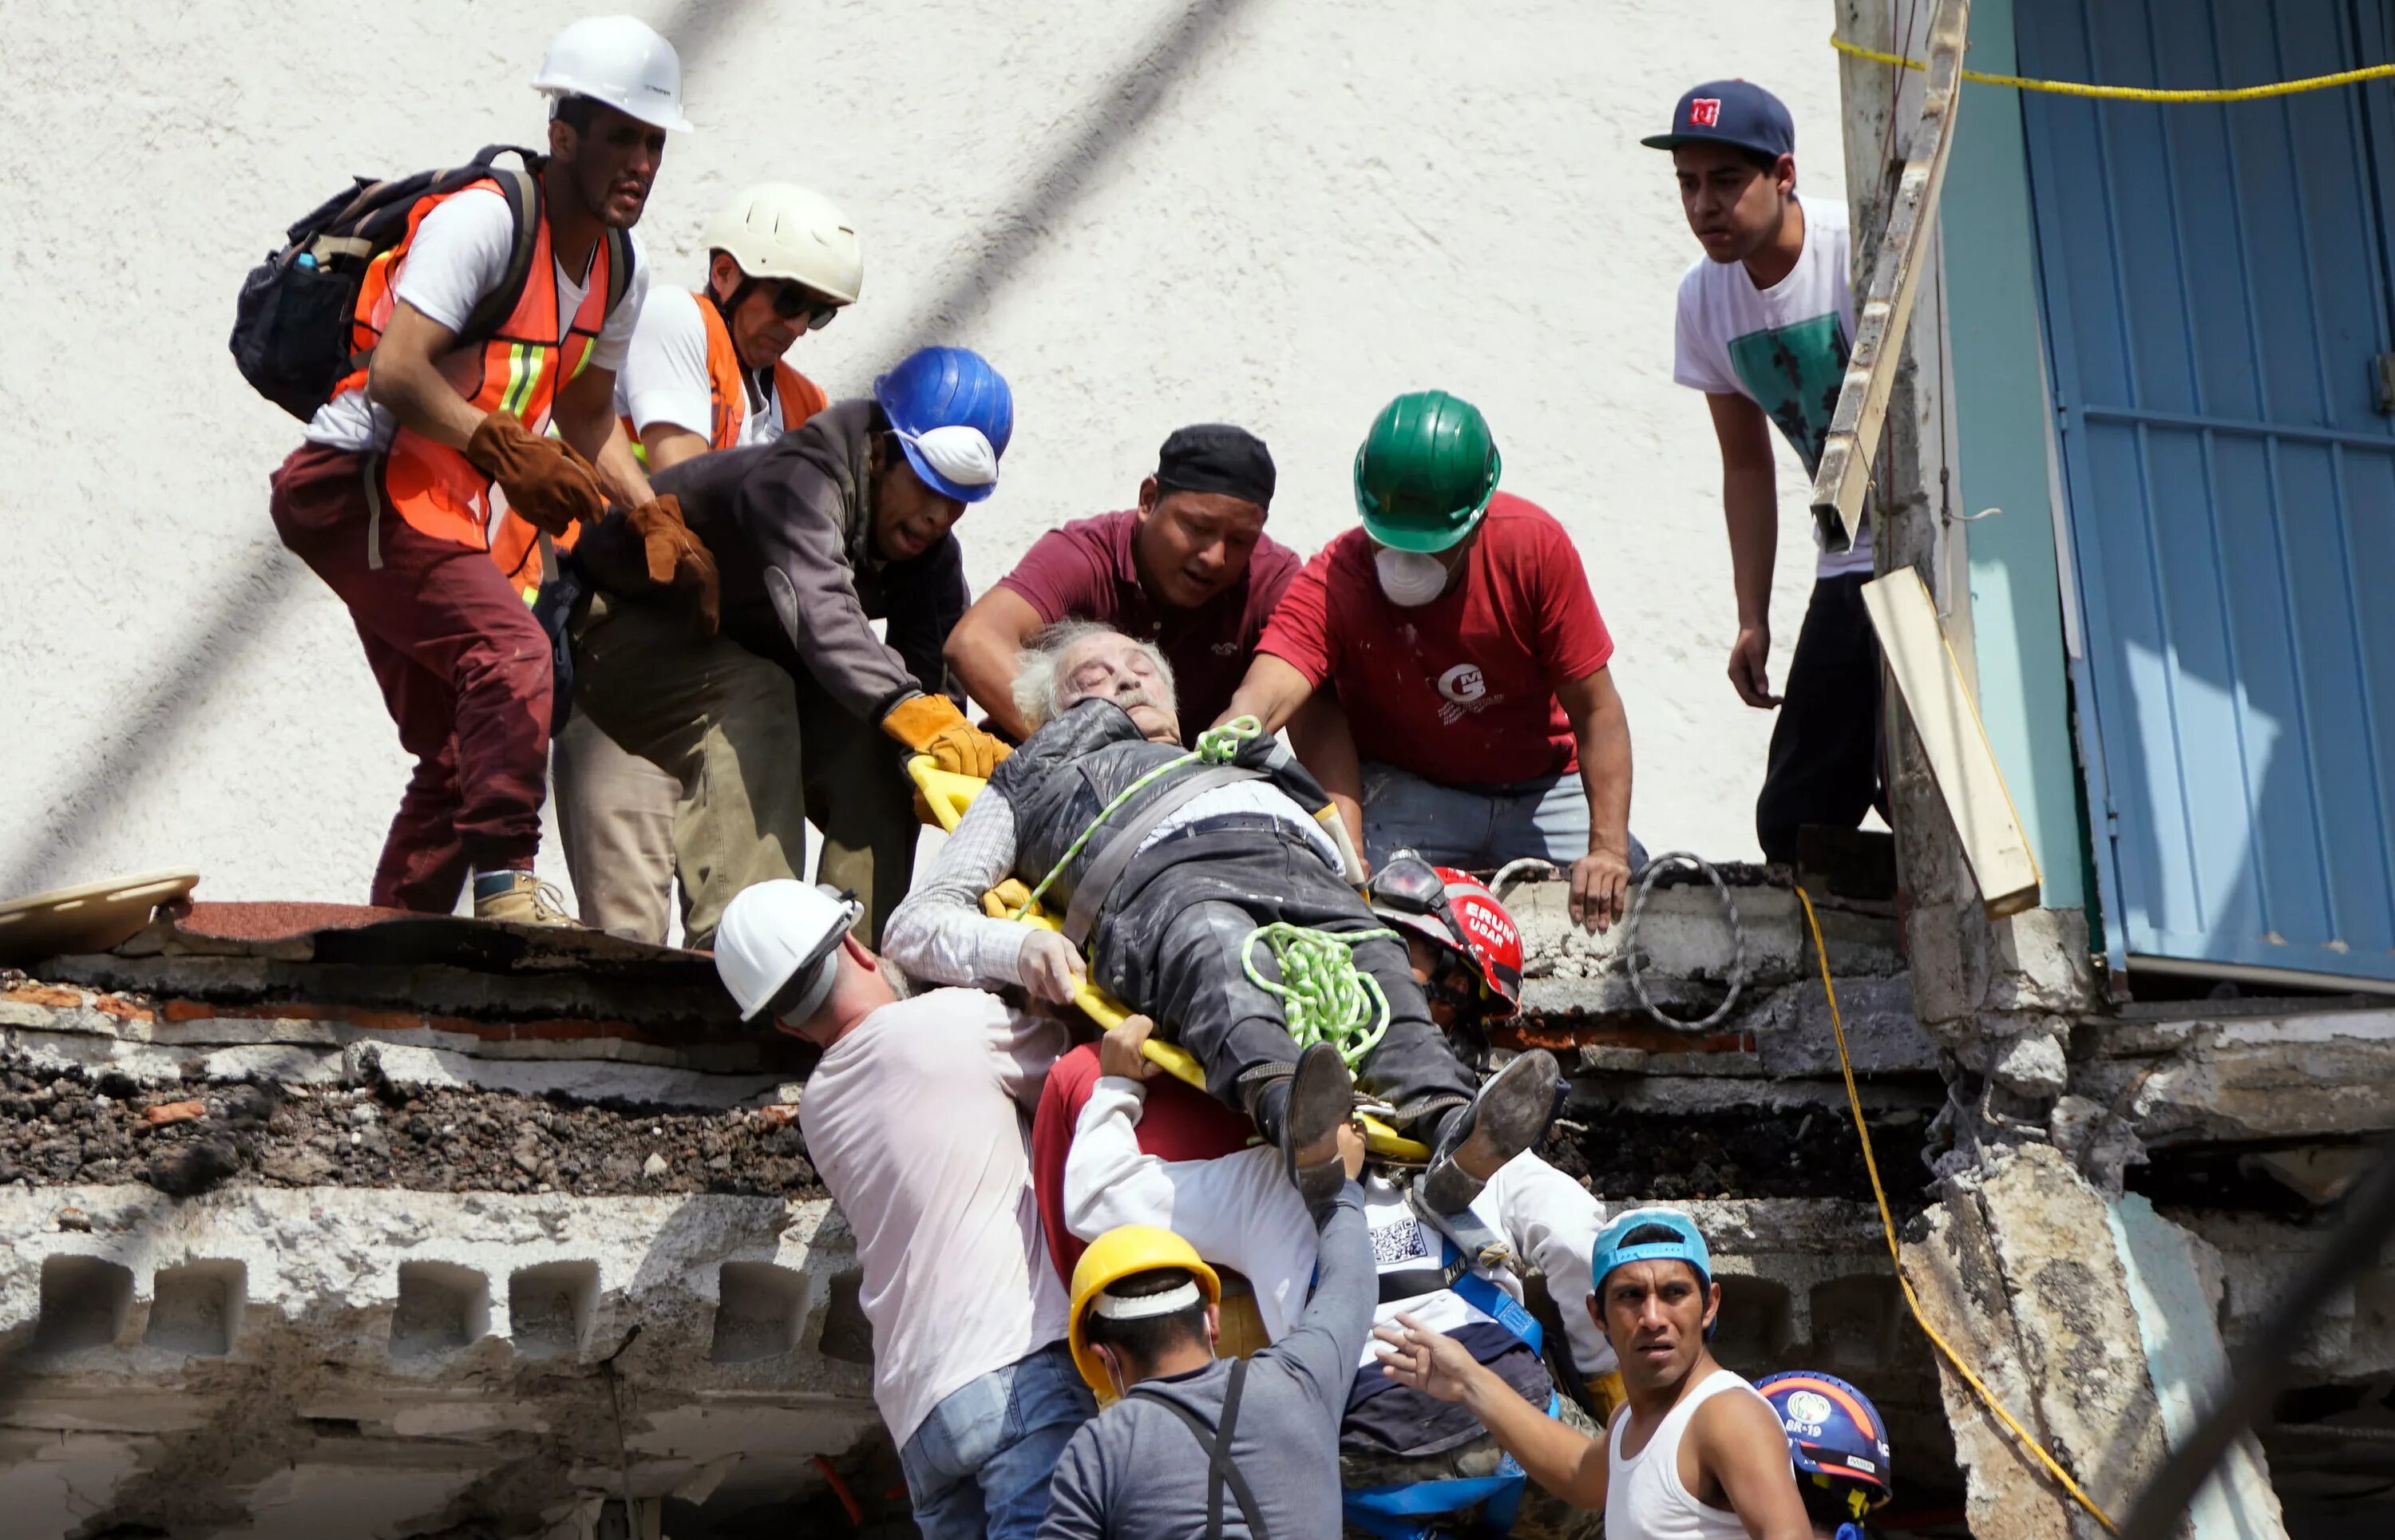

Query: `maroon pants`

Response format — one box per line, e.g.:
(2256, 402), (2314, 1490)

(269, 442), (552, 911)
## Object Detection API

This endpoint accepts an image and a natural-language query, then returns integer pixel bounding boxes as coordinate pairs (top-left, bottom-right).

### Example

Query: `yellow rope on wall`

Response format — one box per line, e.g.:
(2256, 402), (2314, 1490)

(1794, 886), (2121, 1536)
(1833, 30), (2395, 102)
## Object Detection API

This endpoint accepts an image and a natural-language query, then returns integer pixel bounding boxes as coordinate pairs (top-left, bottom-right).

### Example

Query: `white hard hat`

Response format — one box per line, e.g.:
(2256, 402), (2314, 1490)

(532, 15), (695, 134)
(700, 184), (864, 305)
(714, 881), (862, 1025)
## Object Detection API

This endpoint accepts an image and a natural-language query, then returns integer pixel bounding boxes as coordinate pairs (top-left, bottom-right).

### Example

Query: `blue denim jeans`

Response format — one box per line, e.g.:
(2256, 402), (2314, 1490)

(1361, 762), (1647, 873)
(898, 1340), (1096, 1540)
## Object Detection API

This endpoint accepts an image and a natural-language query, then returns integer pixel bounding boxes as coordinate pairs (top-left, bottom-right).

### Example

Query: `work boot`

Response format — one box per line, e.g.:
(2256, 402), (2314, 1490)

(473, 872), (585, 929)
(1417, 1049), (1562, 1216)
(1274, 1044), (1355, 1213)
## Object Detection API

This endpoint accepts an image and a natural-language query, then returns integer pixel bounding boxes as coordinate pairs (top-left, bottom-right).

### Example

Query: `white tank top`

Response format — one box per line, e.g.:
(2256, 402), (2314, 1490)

(1605, 1368), (1768, 1540)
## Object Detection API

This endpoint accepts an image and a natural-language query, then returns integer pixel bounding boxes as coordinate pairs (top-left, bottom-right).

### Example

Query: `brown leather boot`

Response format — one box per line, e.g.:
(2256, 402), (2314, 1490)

(473, 873), (585, 928)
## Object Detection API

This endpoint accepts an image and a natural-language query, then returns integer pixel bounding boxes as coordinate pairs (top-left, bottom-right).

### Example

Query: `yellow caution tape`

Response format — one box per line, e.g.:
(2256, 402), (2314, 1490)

(1795, 887), (2120, 1537)
(1833, 30), (2395, 102)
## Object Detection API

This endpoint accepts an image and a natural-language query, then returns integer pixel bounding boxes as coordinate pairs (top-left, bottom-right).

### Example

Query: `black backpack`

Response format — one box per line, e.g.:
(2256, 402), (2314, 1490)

(229, 144), (631, 422)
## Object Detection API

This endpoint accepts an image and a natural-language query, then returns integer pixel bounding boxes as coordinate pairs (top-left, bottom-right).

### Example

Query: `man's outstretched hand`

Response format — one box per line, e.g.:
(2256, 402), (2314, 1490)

(1374, 1312), (1484, 1403)
(1098, 1015), (1164, 1082)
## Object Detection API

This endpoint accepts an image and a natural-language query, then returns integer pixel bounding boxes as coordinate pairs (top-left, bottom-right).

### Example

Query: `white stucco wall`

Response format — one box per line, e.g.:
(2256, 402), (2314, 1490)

(0, 0), (1845, 907)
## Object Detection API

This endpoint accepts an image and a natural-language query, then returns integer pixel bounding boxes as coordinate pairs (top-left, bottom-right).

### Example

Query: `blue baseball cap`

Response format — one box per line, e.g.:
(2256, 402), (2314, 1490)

(1641, 79), (1795, 160)
(1590, 1206), (1713, 1292)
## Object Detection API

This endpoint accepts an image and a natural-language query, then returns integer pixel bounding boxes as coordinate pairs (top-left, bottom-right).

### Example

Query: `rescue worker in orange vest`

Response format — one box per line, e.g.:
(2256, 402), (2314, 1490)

(553, 184), (860, 943)
(266, 17), (714, 927)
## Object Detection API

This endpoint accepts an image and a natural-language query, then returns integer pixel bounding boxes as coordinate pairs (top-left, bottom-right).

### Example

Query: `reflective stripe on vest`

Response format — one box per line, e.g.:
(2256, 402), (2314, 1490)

(336, 178), (609, 594)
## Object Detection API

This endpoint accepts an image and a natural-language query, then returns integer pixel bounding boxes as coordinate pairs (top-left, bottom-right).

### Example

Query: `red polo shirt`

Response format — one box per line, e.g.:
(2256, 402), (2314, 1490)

(996, 509), (1300, 742)
(1257, 493), (1614, 786)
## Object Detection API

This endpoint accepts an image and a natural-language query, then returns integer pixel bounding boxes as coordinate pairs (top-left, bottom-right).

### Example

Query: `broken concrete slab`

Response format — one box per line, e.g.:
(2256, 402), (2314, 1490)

(2076, 1008), (2395, 1148)
(0, 1183), (879, 1534)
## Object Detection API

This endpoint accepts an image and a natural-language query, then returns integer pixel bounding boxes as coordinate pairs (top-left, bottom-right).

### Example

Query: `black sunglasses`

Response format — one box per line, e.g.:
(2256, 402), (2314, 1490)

(770, 282), (841, 329)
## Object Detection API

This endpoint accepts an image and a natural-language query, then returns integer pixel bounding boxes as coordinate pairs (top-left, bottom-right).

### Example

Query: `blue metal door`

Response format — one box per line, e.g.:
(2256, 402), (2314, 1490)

(2017, 0), (2395, 987)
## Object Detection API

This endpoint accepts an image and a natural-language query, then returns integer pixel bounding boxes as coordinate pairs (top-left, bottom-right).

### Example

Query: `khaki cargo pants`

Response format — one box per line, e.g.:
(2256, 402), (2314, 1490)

(562, 592), (917, 949)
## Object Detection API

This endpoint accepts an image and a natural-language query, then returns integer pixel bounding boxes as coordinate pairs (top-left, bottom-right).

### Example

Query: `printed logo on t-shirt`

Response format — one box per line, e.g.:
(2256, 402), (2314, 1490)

(1728, 311), (1850, 476)
(1689, 97), (1722, 127)
(1431, 659), (1502, 725)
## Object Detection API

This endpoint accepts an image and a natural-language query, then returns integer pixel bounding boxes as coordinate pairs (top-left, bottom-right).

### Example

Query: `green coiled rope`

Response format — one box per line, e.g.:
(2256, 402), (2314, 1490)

(1242, 921), (1398, 1069)
(1011, 711), (1395, 1068)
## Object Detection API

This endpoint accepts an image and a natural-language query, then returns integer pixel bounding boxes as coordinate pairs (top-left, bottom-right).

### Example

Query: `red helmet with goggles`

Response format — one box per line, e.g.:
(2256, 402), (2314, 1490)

(1368, 851), (1525, 1018)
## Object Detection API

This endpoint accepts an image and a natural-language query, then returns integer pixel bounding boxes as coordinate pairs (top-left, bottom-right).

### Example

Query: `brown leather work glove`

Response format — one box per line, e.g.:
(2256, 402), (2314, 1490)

(626, 495), (720, 639)
(882, 694), (1010, 778)
(464, 411), (606, 537)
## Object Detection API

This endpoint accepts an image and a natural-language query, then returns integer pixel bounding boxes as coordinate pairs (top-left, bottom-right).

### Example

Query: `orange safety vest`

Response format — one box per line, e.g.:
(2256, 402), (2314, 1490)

(621, 290), (829, 454)
(335, 177), (617, 600)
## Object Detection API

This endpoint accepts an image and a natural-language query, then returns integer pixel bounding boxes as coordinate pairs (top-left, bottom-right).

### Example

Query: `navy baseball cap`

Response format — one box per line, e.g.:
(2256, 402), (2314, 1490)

(1642, 79), (1795, 160)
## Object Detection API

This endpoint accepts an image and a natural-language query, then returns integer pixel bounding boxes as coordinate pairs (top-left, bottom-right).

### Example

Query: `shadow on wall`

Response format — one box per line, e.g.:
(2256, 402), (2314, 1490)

(0, 0), (1256, 903)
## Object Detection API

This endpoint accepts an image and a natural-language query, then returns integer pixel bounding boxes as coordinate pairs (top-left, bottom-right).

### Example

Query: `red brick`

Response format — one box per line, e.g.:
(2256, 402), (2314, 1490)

(4, 984), (87, 1009)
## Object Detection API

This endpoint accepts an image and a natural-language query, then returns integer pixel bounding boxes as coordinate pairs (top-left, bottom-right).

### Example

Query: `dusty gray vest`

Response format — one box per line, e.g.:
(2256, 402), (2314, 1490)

(989, 699), (1330, 925)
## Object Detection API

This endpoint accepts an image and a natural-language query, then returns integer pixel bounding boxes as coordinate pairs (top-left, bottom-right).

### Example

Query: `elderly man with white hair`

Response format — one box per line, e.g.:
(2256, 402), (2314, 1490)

(883, 622), (1562, 1216)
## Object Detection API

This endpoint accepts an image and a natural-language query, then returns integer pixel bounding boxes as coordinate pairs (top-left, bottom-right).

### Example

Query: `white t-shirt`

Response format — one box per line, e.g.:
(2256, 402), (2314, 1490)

(304, 184), (650, 453)
(1672, 199), (1871, 578)
(1060, 1077), (1618, 1376)
(798, 988), (1071, 1448)
(614, 287), (792, 447)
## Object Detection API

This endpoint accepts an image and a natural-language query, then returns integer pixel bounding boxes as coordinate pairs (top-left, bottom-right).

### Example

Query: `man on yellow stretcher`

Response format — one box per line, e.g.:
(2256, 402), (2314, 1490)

(884, 622), (1562, 1213)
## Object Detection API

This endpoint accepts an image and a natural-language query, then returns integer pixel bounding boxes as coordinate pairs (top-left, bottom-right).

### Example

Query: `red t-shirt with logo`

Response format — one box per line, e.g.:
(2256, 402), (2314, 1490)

(996, 510), (1301, 743)
(1257, 493), (1614, 785)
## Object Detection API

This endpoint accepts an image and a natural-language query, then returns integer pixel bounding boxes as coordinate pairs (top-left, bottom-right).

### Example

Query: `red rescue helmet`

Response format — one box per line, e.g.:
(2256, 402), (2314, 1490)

(1368, 851), (1524, 1018)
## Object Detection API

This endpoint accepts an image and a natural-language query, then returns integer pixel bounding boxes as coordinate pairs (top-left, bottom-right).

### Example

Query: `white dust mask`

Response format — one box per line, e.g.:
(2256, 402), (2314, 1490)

(1375, 547), (1451, 607)
(895, 424), (1000, 491)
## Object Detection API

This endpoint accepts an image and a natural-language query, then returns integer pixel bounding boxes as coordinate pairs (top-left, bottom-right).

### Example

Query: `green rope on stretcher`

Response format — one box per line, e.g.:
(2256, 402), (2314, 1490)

(1010, 715), (1264, 920)
(1242, 922), (1399, 1070)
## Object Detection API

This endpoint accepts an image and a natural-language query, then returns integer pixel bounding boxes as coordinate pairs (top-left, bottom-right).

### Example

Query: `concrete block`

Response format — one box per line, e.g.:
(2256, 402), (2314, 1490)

(509, 1260), (599, 1360)
(1754, 975), (1939, 1075)
(712, 1262), (806, 1364)
(391, 1260), (490, 1360)
(1807, 1274), (1907, 1378)
(1711, 1274), (1795, 1362)
(144, 1260), (244, 1356)
(815, 1267), (874, 1366)
(34, 1254), (134, 1354)
(1988, 1033), (2067, 1098)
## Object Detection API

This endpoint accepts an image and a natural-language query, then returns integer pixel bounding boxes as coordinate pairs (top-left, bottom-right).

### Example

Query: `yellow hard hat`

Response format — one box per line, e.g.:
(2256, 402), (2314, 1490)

(1067, 1225), (1221, 1400)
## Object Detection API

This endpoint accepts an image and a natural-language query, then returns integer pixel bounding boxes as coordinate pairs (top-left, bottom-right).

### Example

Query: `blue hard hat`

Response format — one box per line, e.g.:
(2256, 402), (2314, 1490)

(1756, 1371), (1894, 1510)
(873, 346), (1014, 504)
(1589, 1206), (1712, 1293)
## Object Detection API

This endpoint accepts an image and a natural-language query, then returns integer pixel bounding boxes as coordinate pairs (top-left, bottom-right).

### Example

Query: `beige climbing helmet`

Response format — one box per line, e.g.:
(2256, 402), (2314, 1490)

(700, 184), (863, 306)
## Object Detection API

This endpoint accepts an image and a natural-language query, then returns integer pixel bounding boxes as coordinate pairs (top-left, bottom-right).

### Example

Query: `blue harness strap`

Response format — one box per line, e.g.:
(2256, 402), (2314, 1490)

(1340, 1392), (1562, 1538)
(1443, 1241), (1542, 1360)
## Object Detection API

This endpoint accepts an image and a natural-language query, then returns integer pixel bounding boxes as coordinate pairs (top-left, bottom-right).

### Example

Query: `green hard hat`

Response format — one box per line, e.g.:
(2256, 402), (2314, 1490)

(1352, 390), (1502, 553)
